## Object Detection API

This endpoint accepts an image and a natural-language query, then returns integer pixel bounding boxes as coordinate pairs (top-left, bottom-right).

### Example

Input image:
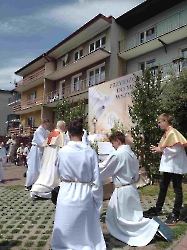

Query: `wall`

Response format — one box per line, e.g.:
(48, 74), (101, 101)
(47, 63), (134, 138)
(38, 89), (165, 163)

(20, 110), (42, 127)
(0, 91), (12, 135)
(22, 84), (44, 102)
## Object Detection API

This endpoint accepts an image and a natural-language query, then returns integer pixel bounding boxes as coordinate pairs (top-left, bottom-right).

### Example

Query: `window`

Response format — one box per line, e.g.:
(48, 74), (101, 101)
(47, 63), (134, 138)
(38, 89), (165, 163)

(89, 36), (106, 53)
(181, 48), (187, 68)
(28, 92), (36, 101)
(140, 27), (155, 43)
(140, 59), (156, 75)
(72, 74), (82, 92)
(74, 49), (83, 61)
(59, 80), (65, 98)
(27, 117), (35, 127)
(88, 65), (105, 86)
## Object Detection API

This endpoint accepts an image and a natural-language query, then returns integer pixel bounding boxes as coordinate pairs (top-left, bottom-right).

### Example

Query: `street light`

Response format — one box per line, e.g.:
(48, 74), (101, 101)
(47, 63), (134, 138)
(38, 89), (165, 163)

(92, 117), (97, 134)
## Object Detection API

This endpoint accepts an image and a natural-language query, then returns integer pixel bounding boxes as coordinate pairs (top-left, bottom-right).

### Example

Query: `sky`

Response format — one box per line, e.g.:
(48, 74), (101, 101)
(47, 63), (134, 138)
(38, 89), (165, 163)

(0, 0), (145, 90)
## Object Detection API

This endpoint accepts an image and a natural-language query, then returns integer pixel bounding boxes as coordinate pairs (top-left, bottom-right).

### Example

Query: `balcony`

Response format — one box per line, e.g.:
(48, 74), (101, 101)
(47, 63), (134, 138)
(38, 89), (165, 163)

(8, 93), (22, 106)
(7, 126), (38, 137)
(45, 48), (110, 81)
(15, 67), (45, 92)
(160, 57), (187, 79)
(12, 96), (44, 114)
(6, 114), (20, 123)
(119, 8), (187, 60)
(44, 74), (108, 106)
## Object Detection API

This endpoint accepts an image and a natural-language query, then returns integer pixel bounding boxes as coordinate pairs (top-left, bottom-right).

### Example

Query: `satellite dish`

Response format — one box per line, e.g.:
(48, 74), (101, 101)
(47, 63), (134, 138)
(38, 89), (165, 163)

(64, 53), (68, 63)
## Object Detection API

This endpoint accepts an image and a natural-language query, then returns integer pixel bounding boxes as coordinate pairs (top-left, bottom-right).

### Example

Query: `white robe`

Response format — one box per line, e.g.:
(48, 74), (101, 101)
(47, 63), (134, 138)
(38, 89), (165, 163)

(0, 147), (7, 181)
(51, 141), (106, 250)
(99, 145), (159, 247)
(31, 132), (65, 198)
(26, 126), (49, 187)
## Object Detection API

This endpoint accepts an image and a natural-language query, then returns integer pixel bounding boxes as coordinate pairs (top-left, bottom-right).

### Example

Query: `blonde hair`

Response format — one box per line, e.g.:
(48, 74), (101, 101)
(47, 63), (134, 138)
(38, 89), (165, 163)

(158, 113), (172, 125)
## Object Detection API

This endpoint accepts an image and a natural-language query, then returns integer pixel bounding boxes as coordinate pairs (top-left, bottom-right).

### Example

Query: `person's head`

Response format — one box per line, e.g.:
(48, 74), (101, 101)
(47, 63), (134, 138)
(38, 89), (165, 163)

(157, 113), (172, 130)
(1, 142), (4, 147)
(20, 142), (24, 147)
(11, 134), (16, 140)
(109, 131), (126, 150)
(27, 142), (32, 148)
(56, 120), (66, 132)
(41, 118), (50, 129)
(67, 120), (83, 139)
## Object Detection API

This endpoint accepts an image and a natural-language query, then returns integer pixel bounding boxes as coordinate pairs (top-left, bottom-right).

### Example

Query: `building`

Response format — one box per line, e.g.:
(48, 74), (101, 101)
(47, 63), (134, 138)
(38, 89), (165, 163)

(0, 90), (14, 136)
(13, 14), (125, 131)
(11, 0), (187, 134)
(116, 0), (187, 77)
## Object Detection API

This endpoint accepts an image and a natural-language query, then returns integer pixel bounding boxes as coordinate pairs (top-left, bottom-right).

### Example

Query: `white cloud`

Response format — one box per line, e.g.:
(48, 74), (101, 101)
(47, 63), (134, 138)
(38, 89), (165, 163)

(0, 0), (145, 36)
(39, 0), (145, 30)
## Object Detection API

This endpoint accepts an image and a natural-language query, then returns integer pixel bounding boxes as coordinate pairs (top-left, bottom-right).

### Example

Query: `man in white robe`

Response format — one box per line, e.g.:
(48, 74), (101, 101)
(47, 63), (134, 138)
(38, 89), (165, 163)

(0, 142), (7, 182)
(99, 131), (159, 247)
(51, 120), (106, 250)
(25, 119), (50, 190)
(30, 121), (66, 199)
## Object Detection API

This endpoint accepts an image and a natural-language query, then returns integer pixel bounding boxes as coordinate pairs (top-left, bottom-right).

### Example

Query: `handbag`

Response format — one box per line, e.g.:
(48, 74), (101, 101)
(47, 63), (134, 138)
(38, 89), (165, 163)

(51, 186), (60, 205)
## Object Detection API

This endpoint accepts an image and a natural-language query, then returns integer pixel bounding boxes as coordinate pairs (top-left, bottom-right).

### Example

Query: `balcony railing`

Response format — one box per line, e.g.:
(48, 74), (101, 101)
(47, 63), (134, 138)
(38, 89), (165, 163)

(12, 96), (44, 112)
(44, 74), (107, 104)
(7, 126), (38, 136)
(144, 58), (187, 79)
(119, 8), (187, 52)
(8, 94), (22, 105)
(161, 58), (187, 79)
(6, 114), (20, 122)
(15, 67), (45, 88)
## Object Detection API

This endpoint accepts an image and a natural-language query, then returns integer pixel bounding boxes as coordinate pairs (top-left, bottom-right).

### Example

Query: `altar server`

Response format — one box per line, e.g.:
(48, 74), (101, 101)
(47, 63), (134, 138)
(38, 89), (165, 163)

(31, 120), (66, 199)
(99, 131), (159, 247)
(51, 120), (106, 250)
(25, 119), (50, 190)
(0, 142), (7, 182)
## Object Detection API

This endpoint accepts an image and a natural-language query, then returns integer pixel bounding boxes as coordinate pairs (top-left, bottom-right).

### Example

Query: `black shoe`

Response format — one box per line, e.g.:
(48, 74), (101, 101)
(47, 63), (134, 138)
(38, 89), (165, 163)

(164, 213), (179, 226)
(143, 207), (163, 217)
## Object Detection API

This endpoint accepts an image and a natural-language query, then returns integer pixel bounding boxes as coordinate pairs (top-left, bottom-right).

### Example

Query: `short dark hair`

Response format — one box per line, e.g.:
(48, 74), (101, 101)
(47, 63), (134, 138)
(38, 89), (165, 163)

(158, 113), (172, 125)
(109, 131), (126, 144)
(76, 117), (83, 124)
(68, 120), (83, 137)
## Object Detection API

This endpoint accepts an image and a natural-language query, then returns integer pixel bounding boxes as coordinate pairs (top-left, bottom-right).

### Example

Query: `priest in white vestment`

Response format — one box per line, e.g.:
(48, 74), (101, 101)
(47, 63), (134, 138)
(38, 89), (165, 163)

(0, 142), (7, 182)
(31, 121), (66, 199)
(25, 119), (50, 189)
(99, 131), (159, 247)
(51, 120), (106, 250)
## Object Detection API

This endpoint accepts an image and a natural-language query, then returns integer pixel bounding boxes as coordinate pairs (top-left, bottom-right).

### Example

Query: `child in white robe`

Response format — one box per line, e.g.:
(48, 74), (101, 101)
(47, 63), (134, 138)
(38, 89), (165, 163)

(51, 120), (106, 250)
(99, 131), (159, 247)
(0, 142), (7, 182)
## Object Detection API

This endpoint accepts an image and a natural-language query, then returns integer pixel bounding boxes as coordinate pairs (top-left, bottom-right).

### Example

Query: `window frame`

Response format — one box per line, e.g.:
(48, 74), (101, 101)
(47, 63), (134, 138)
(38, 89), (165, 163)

(89, 35), (106, 53)
(71, 73), (82, 92)
(87, 63), (106, 86)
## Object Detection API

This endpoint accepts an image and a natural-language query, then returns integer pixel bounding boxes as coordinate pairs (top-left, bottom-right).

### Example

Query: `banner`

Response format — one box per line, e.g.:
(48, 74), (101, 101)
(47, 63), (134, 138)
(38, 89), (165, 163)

(88, 71), (142, 134)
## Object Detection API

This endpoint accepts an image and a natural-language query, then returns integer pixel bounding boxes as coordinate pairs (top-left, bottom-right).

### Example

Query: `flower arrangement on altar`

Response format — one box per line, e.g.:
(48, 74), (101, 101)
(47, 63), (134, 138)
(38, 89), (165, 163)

(106, 120), (130, 139)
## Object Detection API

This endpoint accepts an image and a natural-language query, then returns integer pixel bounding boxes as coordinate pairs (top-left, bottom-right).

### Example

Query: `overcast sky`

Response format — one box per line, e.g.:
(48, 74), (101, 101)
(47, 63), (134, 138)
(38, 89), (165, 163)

(0, 0), (145, 90)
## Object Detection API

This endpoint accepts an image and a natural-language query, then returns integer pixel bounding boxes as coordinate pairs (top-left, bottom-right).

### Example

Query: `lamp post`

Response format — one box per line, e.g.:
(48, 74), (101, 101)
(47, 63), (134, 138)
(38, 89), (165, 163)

(92, 117), (97, 134)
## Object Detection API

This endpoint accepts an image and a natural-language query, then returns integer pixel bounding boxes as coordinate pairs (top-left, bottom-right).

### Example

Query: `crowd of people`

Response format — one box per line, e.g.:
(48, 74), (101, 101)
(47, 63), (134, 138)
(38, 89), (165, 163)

(1, 113), (187, 249)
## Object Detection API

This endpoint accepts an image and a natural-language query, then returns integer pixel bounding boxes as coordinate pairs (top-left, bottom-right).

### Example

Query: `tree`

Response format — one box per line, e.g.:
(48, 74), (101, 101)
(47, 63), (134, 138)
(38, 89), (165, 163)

(54, 98), (88, 129)
(129, 68), (163, 173)
(161, 69), (187, 138)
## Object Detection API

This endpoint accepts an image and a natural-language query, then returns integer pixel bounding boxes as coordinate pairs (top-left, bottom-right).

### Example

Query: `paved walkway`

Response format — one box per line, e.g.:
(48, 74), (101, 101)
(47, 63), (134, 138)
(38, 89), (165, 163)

(1, 162), (187, 249)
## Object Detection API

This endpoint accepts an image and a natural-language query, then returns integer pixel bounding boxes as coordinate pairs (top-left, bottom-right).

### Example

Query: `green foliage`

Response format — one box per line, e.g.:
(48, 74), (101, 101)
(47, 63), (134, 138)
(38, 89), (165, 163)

(54, 98), (88, 129)
(161, 69), (187, 138)
(129, 68), (163, 172)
